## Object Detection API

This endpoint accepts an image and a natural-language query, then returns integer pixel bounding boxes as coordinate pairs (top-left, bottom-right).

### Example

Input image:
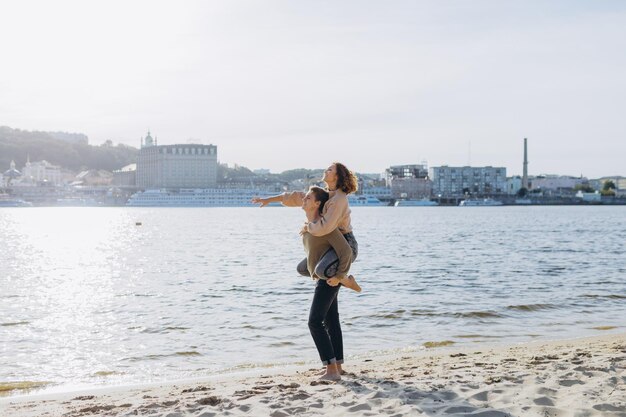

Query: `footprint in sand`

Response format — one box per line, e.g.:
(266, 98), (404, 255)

(181, 385), (212, 393)
(288, 391), (311, 401)
(558, 379), (584, 387)
(308, 400), (324, 409)
(72, 395), (95, 401)
(443, 405), (478, 414)
(233, 389), (265, 400)
(347, 403), (372, 412)
(537, 387), (557, 396)
(78, 405), (116, 413)
(284, 406), (307, 414)
(367, 391), (389, 400)
(533, 396), (555, 406)
(593, 403), (626, 412)
(195, 396), (223, 406)
(470, 391), (488, 402)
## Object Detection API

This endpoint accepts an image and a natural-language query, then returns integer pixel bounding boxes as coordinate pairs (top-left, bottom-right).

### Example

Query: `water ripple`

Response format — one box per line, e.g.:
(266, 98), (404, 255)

(1, 206), (625, 393)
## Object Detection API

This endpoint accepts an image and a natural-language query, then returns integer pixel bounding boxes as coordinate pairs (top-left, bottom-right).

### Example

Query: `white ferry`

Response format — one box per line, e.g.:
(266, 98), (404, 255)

(347, 195), (387, 206)
(459, 198), (503, 207)
(126, 188), (281, 207)
(394, 199), (439, 207)
(0, 194), (32, 207)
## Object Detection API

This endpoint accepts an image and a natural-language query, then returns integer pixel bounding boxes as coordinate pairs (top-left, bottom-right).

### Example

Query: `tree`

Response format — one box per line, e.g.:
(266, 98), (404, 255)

(574, 184), (595, 193)
(516, 187), (528, 197)
(0, 126), (138, 171)
(603, 180), (616, 191)
(279, 168), (324, 182)
(601, 180), (616, 196)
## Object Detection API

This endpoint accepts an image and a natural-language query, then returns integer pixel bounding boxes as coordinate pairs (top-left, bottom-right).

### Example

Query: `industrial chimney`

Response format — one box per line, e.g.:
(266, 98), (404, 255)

(522, 138), (529, 190)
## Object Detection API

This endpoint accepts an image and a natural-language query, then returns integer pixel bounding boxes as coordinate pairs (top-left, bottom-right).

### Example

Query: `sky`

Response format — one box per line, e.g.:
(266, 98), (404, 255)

(1, 0), (625, 177)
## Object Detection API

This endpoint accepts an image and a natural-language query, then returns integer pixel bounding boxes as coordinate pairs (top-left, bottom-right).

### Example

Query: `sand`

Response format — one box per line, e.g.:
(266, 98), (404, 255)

(1, 333), (625, 417)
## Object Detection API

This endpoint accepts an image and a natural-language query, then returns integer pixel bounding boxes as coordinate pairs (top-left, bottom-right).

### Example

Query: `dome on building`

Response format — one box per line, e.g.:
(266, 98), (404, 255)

(4, 160), (22, 178)
(142, 131), (155, 148)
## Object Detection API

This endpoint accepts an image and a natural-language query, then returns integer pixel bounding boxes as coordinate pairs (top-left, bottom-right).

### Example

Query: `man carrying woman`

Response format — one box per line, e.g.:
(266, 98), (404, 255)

(252, 162), (361, 380)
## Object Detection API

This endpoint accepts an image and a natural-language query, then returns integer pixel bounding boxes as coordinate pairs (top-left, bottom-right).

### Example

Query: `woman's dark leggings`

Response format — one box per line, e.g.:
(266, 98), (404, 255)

(297, 232), (358, 278)
(308, 279), (343, 365)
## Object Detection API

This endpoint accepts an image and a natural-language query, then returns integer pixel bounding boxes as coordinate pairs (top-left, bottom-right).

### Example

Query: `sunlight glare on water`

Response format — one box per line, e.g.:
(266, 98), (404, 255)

(1, 206), (625, 395)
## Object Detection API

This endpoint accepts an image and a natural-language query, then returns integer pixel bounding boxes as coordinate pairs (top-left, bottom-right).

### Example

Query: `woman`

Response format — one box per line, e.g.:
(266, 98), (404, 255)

(301, 186), (352, 380)
(252, 162), (359, 282)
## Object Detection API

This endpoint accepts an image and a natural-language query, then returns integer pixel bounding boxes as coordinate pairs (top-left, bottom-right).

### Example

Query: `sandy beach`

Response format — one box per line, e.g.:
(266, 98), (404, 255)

(1, 333), (624, 417)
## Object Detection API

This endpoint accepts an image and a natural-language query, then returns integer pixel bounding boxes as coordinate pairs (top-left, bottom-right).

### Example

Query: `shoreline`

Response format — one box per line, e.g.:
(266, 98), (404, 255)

(2, 332), (617, 399)
(2, 333), (625, 416)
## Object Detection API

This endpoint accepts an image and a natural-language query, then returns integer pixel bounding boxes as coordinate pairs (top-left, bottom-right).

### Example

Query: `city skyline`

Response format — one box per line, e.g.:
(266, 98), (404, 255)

(1, 1), (625, 177)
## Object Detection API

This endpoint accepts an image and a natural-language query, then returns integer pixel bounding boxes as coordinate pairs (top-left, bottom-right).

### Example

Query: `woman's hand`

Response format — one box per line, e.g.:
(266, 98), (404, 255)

(326, 277), (340, 286)
(251, 197), (269, 207)
(299, 223), (308, 236)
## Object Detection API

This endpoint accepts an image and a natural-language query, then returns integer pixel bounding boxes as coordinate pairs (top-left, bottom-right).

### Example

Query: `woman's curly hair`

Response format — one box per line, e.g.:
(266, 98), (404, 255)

(333, 162), (358, 195)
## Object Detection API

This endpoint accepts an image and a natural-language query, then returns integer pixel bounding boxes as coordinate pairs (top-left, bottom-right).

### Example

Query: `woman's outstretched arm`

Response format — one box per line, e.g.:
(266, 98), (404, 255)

(252, 191), (305, 207)
(251, 194), (283, 207)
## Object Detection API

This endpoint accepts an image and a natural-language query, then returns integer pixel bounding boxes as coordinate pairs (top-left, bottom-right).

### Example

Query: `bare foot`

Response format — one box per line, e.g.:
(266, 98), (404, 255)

(319, 372), (341, 381)
(340, 275), (361, 292)
(319, 368), (347, 376)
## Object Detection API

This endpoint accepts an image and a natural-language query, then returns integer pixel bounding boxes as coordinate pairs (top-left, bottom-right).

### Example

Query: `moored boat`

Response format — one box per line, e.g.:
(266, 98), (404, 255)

(347, 194), (387, 206)
(394, 199), (439, 207)
(459, 198), (503, 207)
(0, 194), (32, 207)
(126, 188), (281, 207)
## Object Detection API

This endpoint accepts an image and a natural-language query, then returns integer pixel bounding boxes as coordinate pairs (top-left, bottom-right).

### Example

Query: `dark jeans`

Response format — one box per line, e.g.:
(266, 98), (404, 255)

(297, 232), (358, 279)
(308, 279), (343, 365)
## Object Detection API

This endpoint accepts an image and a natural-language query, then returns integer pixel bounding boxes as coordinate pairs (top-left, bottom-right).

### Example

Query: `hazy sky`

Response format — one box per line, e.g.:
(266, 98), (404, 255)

(1, 1), (625, 177)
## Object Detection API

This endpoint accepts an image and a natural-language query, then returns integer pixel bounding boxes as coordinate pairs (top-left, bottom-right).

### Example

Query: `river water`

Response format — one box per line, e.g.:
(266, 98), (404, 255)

(1, 206), (625, 395)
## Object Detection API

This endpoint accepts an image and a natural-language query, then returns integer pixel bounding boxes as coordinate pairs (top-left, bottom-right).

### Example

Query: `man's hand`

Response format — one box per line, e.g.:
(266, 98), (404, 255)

(326, 277), (340, 286)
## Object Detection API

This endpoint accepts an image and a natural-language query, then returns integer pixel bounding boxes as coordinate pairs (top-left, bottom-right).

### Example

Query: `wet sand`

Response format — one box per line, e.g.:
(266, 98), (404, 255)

(1, 333), (625, 417)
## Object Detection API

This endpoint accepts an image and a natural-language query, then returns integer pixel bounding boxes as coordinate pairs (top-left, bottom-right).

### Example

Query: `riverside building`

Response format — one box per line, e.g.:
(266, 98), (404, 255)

(530, 175), (588, 194)
(136, 132), (218, 189)
(22, 158), (62, 186)
(430, 166), (507, 197)
(385, 164), (432, 199)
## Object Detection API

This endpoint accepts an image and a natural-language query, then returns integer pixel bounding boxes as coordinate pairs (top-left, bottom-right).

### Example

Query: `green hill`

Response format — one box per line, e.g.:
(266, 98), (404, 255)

(0, 126), (138, 172)
(1, 126), (326, 183)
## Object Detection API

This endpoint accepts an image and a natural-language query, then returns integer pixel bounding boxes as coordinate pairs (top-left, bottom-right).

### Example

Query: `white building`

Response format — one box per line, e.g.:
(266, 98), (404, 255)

(22, 159), (62, 185)
(531, 175), (587, 192)
(385, 164), (431, 198)
(506, 176), (523, 195)
(113, 164), (137, 187)
(136, 132), (218, 189)
(390, 177), (432, 199)
(430, 166), (507, 197)
(362, 185), (393, 200)
(385, 164), (428, 185)
(575, 191), (601, 202)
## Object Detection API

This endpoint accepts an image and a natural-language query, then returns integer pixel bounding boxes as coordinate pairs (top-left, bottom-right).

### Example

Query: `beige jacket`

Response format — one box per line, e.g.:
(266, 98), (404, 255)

(281, 190), (353, 236)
